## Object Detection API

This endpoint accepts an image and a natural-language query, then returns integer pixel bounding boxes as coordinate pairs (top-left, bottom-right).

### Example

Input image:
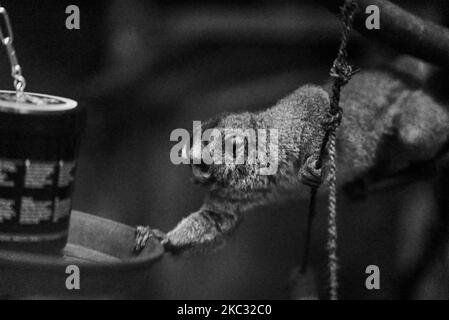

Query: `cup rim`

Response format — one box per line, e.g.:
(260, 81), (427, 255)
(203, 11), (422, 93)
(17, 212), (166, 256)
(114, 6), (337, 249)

(0, 91), (78, 114)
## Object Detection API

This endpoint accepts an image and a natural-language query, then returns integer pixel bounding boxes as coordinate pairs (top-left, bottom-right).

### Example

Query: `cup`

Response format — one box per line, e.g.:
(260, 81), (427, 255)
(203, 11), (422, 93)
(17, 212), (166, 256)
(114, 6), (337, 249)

(0, 91), (85, 254)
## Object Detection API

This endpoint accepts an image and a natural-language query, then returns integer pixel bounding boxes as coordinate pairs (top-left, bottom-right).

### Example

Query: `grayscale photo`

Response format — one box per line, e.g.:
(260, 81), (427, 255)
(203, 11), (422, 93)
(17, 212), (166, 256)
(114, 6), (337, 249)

(0, 0), (448, 305)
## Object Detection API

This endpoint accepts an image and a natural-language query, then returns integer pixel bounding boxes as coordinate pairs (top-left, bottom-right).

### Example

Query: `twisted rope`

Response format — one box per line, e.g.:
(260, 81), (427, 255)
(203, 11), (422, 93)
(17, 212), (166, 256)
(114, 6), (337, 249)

(301, 0), (358, 301)
(327, 130), (339, 300)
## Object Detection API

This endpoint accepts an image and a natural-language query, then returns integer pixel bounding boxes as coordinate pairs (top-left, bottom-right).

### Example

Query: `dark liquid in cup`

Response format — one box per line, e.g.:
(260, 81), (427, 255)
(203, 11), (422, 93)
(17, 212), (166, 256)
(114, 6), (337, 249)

(0, 91), (85, 254)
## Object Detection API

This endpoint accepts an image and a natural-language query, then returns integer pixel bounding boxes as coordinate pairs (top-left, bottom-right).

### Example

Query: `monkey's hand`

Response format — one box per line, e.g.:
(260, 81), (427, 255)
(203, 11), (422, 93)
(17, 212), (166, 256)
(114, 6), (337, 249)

(134, 226), (168, 253)
(299, 156), (324, 189)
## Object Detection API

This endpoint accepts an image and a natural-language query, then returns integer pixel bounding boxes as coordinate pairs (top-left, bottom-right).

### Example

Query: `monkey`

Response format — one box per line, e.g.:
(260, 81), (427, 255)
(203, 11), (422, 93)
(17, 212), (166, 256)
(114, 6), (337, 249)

(136, 63), (449, 256)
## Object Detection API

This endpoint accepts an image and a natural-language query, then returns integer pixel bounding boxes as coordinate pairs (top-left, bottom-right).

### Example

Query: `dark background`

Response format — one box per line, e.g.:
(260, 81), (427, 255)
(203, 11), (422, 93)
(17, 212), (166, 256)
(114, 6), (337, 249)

(0, 0), (448, 299)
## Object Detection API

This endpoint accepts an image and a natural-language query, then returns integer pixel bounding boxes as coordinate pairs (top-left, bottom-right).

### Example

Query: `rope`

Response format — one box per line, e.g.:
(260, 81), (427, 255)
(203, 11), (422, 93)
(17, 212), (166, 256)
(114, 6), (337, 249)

(327, 130), (339, 300)
(300, 0), (359, 301)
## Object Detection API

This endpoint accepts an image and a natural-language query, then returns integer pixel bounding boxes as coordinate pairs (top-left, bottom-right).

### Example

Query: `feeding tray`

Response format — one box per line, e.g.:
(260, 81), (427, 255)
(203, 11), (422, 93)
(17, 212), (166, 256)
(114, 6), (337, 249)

(0, 211), (164, 299)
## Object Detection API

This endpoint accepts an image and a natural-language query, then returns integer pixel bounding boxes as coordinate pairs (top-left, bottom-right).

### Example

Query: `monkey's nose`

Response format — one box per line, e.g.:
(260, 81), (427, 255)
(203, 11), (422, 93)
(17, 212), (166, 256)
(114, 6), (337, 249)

(191, 162), (213, 184)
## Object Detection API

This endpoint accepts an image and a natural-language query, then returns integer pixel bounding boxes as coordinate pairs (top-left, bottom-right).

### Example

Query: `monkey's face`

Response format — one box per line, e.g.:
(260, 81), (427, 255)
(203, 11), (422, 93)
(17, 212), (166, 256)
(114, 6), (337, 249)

(190, 112), (279, 204)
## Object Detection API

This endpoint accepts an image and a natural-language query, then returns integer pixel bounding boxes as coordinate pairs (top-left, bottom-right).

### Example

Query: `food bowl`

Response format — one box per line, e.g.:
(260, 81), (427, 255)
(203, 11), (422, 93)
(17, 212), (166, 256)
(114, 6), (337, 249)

(0, 211), (164, 299)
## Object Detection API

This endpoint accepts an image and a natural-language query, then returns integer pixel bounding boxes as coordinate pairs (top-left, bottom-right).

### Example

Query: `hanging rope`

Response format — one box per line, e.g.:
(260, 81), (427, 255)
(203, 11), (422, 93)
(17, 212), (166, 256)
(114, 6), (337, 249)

(300, 0), (359, 301)
(0, 5), (27, 99)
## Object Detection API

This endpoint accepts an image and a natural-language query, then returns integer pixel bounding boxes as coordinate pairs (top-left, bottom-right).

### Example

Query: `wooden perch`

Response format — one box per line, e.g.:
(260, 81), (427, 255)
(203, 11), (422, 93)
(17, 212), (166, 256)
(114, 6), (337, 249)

(317, 0), (449, 69)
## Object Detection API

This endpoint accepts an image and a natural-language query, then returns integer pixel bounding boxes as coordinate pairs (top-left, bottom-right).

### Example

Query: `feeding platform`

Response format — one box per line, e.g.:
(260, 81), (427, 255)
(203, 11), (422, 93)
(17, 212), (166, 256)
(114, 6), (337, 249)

(0, 211), (164, 299)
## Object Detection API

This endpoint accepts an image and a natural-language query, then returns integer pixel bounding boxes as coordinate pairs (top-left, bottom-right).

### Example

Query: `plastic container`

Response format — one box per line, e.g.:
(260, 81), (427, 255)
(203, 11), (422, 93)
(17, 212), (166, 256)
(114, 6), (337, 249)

(0, 91), (85, 253)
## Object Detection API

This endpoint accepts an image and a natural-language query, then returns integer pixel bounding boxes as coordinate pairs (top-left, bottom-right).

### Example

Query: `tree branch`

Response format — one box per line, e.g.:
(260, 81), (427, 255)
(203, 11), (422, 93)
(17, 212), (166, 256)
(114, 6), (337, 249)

(318, 0), (449, 69)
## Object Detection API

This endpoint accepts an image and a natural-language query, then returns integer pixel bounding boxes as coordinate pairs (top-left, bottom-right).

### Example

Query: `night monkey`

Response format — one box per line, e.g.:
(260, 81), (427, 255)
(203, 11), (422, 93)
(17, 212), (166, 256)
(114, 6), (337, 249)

(138, 63), (449, 254)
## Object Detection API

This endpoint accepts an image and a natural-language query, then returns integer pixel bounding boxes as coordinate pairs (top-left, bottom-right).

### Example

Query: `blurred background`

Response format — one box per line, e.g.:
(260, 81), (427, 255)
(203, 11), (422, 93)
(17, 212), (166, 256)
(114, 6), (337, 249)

(0, 0), (448, 299)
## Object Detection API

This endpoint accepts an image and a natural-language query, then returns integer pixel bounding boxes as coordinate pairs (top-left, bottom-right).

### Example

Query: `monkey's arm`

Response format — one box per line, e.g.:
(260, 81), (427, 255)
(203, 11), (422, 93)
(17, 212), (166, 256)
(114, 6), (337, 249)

(143, 169), (322, 254)
(165, 206), (240, 252)
(135, 197), (241, 253)
(163, 160), (325, 253)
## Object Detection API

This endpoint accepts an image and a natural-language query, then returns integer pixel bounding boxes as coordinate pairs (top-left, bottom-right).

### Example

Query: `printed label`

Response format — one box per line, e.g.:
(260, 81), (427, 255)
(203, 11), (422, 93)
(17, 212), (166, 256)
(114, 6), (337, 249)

(0, 198), (15, 222)
(58, 161), (76, 187)
(0, 160), (17, 187)
(0, 158), (76, 234)
(20, 197), (53, 225)
(54, 198), (72, 222)
(24, 161), (55, 189)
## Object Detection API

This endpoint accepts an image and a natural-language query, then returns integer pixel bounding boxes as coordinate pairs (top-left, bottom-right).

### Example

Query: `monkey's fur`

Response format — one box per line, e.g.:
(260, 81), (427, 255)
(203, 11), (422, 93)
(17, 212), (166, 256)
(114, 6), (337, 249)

(156, 67), (449, 253)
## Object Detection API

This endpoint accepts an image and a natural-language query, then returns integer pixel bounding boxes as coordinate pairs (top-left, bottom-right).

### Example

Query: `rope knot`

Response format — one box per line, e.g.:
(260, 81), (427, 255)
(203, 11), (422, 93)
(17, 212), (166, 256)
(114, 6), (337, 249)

(323, 108), (343, 131)
(330, 59), (358, 86)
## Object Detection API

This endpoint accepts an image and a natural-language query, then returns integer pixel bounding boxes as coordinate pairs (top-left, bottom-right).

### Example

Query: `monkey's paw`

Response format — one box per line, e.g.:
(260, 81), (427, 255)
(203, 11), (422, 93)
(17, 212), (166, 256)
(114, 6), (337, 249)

(299, 157), (323, 189)
(134, 226), (169, 253)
